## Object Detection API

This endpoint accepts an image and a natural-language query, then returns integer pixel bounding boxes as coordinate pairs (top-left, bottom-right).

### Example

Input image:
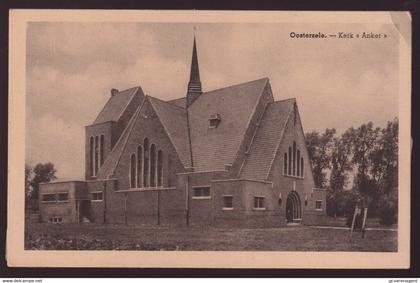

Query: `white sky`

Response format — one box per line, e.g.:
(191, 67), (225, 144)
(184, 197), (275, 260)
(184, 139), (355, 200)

(26, 22), (399, 179)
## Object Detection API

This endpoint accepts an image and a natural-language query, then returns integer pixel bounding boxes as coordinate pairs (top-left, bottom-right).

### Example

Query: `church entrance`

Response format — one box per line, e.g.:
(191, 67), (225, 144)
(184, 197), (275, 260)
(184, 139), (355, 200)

(286, 191), (301, 223)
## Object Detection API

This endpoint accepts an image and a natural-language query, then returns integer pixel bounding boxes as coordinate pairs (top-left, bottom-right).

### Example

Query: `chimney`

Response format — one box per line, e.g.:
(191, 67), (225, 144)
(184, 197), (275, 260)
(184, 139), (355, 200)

(111, 88), (119, 97)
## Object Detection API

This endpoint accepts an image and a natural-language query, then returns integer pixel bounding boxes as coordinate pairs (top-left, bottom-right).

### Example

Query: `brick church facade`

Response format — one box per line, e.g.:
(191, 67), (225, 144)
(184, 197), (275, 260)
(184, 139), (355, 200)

(39, 37), (327, 227)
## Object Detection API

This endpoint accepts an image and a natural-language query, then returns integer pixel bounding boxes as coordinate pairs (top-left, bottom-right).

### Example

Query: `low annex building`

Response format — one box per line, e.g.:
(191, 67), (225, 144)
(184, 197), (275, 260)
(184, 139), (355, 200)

(39, 37), (327, 227)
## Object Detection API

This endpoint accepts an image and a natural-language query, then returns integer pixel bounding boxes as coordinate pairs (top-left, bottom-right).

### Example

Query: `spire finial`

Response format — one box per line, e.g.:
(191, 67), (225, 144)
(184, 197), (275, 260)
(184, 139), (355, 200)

(186, 30), (202, 107)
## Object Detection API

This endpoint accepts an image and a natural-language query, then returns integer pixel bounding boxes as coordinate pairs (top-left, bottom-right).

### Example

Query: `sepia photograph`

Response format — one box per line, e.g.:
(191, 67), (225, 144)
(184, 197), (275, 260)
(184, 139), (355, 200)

(7, 10), (411, 268)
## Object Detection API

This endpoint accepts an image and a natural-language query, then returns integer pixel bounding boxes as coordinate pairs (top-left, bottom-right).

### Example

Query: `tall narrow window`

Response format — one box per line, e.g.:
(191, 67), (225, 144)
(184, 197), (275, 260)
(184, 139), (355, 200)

(150, 144), (156, 187)
(283, 153), (287, 175)
(143, 138), (149, 187)
(100, 135), (105, 166)
(130, 153), (136, 188)
(137, 146), (143, 187)
(90, 137), (94, 176)
(301, 157), (304, 177)
(288, 147), (292, 175)
(297, 149), (300, 177)
(167, 154), (172, 187)
(293, 141), (296, 176)
(94, 136), (99, 176)
(157, 150), (163, 187)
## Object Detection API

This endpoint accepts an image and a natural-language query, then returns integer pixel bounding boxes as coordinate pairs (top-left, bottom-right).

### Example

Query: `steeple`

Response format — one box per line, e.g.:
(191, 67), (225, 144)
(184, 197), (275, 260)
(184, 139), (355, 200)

(186, 35), (202, 107)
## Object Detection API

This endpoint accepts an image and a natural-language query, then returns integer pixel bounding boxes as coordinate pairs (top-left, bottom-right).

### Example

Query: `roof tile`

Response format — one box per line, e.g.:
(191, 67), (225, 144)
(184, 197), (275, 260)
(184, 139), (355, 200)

(93, 87), (142, 124)
(239, 99), (295, 180)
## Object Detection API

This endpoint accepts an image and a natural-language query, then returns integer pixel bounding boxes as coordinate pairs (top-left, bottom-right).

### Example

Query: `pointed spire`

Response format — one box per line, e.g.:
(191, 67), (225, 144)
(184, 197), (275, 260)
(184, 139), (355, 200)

(186, 33), (202, 107)
(190, 35), (201, 83)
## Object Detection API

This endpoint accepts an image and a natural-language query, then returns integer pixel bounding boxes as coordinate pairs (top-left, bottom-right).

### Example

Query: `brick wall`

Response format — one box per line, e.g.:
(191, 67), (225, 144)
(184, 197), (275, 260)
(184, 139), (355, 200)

(267, 101), (328, 224)
(177, 171), (230, 226)
(211, 179), (283, 228)
(39, 181), (87, 223)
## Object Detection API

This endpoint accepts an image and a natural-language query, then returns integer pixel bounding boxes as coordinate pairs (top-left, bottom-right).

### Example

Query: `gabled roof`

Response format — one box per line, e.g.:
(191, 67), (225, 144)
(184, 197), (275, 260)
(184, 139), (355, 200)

(188, 77), (269, 171)
(239, 98), (295, 180)
(148, 96), (192, 168)
(93, 87), (142, 124)
(96, 98), (145, 179)
(96, 95), (192, 179)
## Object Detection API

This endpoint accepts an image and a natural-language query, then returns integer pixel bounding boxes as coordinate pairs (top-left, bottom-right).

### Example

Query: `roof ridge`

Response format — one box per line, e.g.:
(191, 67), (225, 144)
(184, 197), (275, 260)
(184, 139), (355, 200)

(168, 97), (185, 102)
(202, 77), (269, 96)
(272, 97), (296, 104)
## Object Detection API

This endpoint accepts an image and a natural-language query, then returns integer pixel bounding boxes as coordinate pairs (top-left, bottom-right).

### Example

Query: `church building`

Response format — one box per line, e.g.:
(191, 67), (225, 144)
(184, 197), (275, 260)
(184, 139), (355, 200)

(39, 37), (327, 227)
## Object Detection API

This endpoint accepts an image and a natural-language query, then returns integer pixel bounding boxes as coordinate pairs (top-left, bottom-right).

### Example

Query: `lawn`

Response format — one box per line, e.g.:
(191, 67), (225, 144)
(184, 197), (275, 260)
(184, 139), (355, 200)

(25, 222), (397, 252)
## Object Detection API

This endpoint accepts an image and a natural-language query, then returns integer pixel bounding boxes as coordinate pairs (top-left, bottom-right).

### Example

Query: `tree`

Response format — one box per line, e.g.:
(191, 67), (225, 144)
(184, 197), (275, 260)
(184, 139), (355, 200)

(305, 128), (336, 189)
(370, 118), (398, 225)
(370, 118), (398, 194)
(25, 164), (32, 198)
(327, 132), (353, 217)
(349, 122), (380, 197)
(329, 132), (353, 193)
(30, 162), (57, 199)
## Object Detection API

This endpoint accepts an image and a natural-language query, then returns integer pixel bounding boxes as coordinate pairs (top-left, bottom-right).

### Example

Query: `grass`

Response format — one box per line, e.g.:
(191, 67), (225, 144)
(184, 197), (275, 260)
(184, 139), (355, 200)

(25, 222), (397, 252)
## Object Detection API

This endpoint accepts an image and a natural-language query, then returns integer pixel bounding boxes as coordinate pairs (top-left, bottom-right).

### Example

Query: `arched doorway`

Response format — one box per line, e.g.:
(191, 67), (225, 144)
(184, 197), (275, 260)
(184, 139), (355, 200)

(286, 191), (301, 223)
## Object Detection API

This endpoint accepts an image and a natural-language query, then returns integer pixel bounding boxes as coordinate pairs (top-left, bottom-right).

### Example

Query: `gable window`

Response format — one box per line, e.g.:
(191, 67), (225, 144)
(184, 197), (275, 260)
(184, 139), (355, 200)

(150, 144), (157, 187)
(90, 137), (94, 176)
(283, 153), (288, 175)
(57, 192), (69, 202)
(42, 193), (56, 202)
(143, 138), (149, 187)
(193, 187), (210, 199)
(92, 191), (103, 201)
(100, 135), (105, 166)
(94, 136), (99, 176)
(137, 146), (143, 188)
(130, 153), (136, 188)
(297, 149), (301, 177)
(284, 141), (304, 179)
(292, 141), (296, 176)
(300, 157), (304, 177)
(222, 195), (233, 210)
(157, 150), (163, 187)
(167, 154), (172, 187)
(254, 196), (265, 210)
(209, 114), (221, 128)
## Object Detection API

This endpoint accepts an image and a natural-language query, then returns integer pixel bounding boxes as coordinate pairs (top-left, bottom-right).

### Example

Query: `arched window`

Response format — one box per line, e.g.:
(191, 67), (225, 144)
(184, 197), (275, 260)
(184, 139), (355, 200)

(150, 144), (156, 187)
(301, 157), (304, 177)
(90, 136), (94, 176)
(167, 154), (172, 187)
(130, 153), (136, 188)
(143, 138), (149, 187)
(288, 147), (292, 175)
(297, 149), (300, 177)
(100, 135), (105, 166)
(293, 141), (296, 176)
(157, 150), (163, 187)
(94, 136), (99, 176)
(283, 153), (287, 175)
(137, 146), (142, 187)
